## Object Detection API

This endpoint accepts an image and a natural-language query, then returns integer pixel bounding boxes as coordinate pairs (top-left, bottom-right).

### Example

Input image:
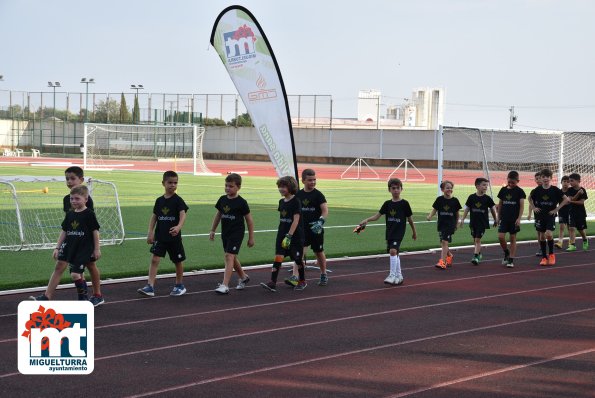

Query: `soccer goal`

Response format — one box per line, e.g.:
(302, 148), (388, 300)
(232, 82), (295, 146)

(438, 126), (595, 218)
(0, 176), (125, 251)
(83, 123), (220, 176)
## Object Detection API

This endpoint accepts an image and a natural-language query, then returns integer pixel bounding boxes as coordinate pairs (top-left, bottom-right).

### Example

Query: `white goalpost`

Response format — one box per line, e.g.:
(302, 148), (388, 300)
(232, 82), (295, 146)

(83, 123), (220, 176)
(438, 126), (595, 218)
(0, 176), (125, 251)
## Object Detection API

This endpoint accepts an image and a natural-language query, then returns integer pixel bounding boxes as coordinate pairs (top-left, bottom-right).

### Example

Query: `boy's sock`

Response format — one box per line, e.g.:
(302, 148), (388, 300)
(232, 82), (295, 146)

(395, 255), (402, 276)
(74, 278), (88, 300)
(504, 248), (510, 257)
(539, 240), (547, 257)
(547, 239), (554, 254)
(389, 255), (397, 275)
(296, 260), (305, 281)
(271, 262), (282, 283)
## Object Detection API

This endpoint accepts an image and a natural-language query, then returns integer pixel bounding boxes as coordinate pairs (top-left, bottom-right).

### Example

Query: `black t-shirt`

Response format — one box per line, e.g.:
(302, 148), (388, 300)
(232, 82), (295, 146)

(215, 195), (250, 238)
(379, 199), (412, 241)
(566, 186), (588, 218)
(530, 185), (564, 219)
(152, 194), (189, 242)
(61, 208), (100, 264)
(432, 196), (462, 232)
(296, 188), (327, 224)
(558, 189), (572, 217)
(497, 186), (526, 222)
(63, 194), (94, 213)
(465, 193), (495, 229)
(277, 196), (304, 240)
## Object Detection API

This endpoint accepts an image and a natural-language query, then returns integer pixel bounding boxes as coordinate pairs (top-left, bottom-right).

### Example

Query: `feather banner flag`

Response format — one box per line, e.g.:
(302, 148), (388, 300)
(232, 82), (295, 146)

(210, 5), (298, 180)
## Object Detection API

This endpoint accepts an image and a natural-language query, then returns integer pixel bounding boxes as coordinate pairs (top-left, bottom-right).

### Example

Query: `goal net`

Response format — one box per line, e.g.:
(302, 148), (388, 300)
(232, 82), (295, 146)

(0, 176), (125, 251)
(83, 123), (219, 176)
(439, 126), (595, 218)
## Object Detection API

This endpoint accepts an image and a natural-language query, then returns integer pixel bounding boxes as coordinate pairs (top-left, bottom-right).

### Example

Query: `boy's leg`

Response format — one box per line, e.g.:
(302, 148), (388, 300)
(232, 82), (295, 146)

(509, 233), (517, 259)
(86, 261), (101, 296)
(556, 223), (566, 248)
(44, 261), (69, 299)
(315, 251), (327, 274)
(441, 240), (449, 263)
(233, 256), (247, 280)
(222, 253), (235, 287)
(71, 270), (88, 301)
(148, 255), (161, 286)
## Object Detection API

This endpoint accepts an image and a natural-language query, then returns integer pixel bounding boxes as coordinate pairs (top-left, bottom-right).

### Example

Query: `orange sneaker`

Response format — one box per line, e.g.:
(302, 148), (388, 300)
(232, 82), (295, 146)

(446, 254), (454, 267)
(539, 257), (548, 266)
(435, 259), (447, 269)
(548, 254), (556, 265)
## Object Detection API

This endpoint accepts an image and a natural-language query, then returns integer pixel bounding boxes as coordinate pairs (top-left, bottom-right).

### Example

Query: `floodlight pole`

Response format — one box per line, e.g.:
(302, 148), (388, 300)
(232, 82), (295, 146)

(48, 81), (61, 142)
(80, 78), (95, 123)
(131, 84), (144, 123)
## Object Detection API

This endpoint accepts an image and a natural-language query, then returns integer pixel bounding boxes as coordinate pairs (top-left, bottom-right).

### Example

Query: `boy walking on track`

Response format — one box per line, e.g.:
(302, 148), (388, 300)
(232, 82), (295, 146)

(555, 176), (571, 249)
(566, 173), (589, 251)
(209, 173), (254, 294)
(496, 171), (526, 268)
(138, 171), (188, 297)
(427, 181), (461, 269)
(529, 169), (569, 265)
(459, 177), (498, 265)
(261, 176), (307, 292)
(356, 178), (417, 285)
(32, 185), (101, 302)
(295, 169), (329, 286)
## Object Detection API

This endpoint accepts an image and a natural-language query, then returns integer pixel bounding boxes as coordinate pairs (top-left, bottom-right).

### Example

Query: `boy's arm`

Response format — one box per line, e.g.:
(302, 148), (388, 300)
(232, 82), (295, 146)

(209, 211), (222, 241)
(459, 207), (469, 227)
(169, 210), (186, 237)
(245, 213), (255, 247)
(516, 199), (525, 226)
(550, 196), (570, 215)
(490, 206), (498, 227)
(320, 202), (329, 220)
(496, 200), (503, 221)
(147, 214), (157, 244)
(426, 208), (437, 221)
(53, 231), (66, 260)
(455, 209), (461, 229)
(92, 230), (101, 260)
(360, 212), (382, 226)
(287, 213), (300, 236)
(407, 216), (417, 240)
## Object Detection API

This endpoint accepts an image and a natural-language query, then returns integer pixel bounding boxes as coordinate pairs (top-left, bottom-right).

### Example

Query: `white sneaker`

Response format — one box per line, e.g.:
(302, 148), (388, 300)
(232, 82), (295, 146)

(384, 274), (396, 284)
(236, 275), (250, 290)
(393, 274), (404, 285)
(215, 284), (229, 294)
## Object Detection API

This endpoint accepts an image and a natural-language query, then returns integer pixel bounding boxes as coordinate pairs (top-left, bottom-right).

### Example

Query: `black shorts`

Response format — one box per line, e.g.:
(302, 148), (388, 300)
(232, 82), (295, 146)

(386, 239), (402, 253)
(498, 219), (520, 235)
(150, 240), (186, 263)
(558, 213), (569, 224)
(470, 225), (486, 239)
(222, 233), (244, 255)
(438, 229), (455, 243)
(57, 242), (95, 274)
(534, 215), (556, 233)
(569, 214), (587, 231)
(275, 235), (304, 263)
(304, 229), (324, 253)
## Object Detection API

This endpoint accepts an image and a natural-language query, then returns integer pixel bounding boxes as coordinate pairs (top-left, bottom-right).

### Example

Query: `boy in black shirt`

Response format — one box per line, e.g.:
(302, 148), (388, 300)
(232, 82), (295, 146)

(459, 178), (498, 265)
(32, 185), (101, 302)
(261, 176), (306, 292)
(138, 171), (189, 297)
(555, 176), (571, 249)
(529, 169), (568, 265)
(357, 178), (417, 284)
(427, 181), (462, 269)
(496, 171), (526, 268)
(209, 173), (254, 294)
(63, 166), (103, 306)
(295, 169), (329, 286)
(566, 173), (589, 251)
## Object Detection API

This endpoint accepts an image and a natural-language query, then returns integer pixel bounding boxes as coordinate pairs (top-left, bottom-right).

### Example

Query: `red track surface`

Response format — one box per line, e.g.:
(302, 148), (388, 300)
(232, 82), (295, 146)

(1, 243), (593, 397)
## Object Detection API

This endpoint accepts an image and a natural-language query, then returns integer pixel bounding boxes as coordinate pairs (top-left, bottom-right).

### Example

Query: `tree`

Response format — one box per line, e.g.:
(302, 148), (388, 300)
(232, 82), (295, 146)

(94, 98), (120, 123)
(132, 95), (140, 123)
(228, 112), (253, 127)
(119, 93), (131, 123)
(203, 117), (226, 126)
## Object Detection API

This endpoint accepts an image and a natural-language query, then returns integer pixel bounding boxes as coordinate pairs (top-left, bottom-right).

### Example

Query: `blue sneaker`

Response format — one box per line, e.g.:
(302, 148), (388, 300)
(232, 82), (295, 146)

(137, 284), (155, 297)
(170, 284), (187, 296)
(89, 295), (105, 307)
(29, 294), (49, 301)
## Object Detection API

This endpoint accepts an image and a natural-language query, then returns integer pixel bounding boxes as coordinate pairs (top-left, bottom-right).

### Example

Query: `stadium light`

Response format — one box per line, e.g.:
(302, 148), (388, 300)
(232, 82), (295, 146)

(48, 82), (61, 140)
(0, 75), (4, 81)
(130, 84), (144, 97)
(80, 78), (95, 123)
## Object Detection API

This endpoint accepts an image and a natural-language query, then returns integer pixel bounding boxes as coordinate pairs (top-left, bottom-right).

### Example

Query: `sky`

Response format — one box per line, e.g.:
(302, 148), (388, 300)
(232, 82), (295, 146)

(1, 0), (594, 131)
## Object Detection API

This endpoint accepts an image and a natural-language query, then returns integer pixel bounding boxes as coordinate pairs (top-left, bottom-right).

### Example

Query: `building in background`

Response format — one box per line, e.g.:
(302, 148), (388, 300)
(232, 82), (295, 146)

(357, 90), (381, 121)
(412, 87), (444, 129)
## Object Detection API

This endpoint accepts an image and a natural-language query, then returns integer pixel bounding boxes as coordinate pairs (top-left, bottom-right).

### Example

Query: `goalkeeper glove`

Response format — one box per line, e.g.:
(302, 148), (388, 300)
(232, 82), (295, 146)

(309, 217), (325, 235)
(353, 223), (367, 234)
(281, 233), (292, 249)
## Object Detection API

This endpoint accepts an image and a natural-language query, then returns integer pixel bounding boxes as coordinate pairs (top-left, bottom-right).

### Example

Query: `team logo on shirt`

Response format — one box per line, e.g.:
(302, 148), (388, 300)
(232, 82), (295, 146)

(302, 199), (310, 207)
(281, 210), (287, 217)
(162, 207), (170, 215)
(542, 195), (549, 201)
(475, 202), (482, 208)
(71, 220), (79, 230)
(390, 209), (396, 217)
(443, 205), (450, 211)
(223, 205), (231, 213)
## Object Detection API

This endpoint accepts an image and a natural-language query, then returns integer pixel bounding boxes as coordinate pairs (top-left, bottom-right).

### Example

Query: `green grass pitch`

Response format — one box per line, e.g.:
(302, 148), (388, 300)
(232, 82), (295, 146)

(0, 165), (591, 290)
